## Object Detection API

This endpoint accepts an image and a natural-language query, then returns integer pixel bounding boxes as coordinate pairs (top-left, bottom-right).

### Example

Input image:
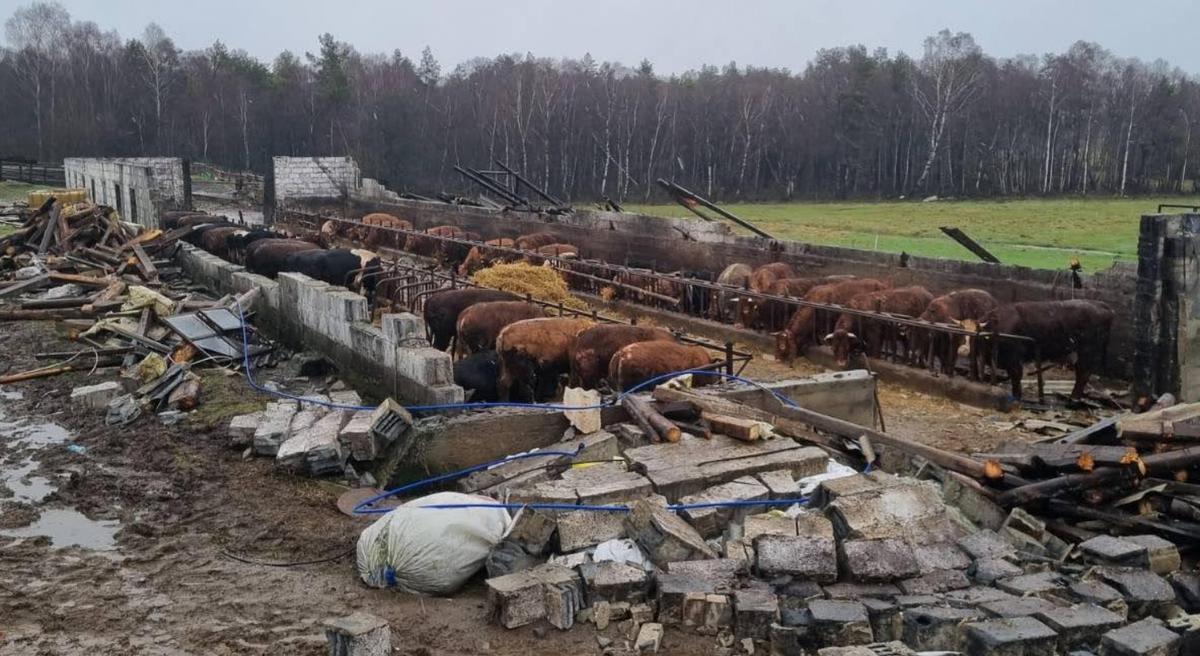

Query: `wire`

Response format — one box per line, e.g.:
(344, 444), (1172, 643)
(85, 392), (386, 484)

(219, 545), (356, 567)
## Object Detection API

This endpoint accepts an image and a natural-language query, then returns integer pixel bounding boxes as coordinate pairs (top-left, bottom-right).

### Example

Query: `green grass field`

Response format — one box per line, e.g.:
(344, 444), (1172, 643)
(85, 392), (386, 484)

(627, 197), (1195, 271)
(0, 180), (38, 203)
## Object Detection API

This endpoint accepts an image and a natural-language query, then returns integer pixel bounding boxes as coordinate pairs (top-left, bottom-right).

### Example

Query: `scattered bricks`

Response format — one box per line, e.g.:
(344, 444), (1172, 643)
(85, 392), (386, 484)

(1002, 507), (1046, 541)
(368, 398), (412, 448)
(902, 606), (981, 651)
(1099, 617), (1181, 656)
(485, 564), (583, 629)
(897, 569), (970, 595)
(825, 480), (958, 543)
(1035, 604), (1125, 651)
(589, 562), (651, 604)
(755, 533), (838, 583)
(840, 538), (921, 582)
(1081, 535), (1148, 565)
(911, 541), (971, 573)
(227, 412), (261, 448)
(253, 400), (298, 456)
(1070, 580), (1130, 619)
(755, 469), (801, 499)
(807, 600), (873, 647)
(1167, 571), (1200, 612)
(679, 476), (770, 538)
(823, 583), (903, 600)
(624, 499), (715, 568)
(667, 559), (743, 588)
(556, 511), (626, 552)
(276, 410), (349, 475)
(979, 596), (1063, 619)
(996, 571), (1067, 598)
(972, 557), (1025, 584)
(322, 612), (390, 656)
(964, 616), (1058, 656)
(1124, 535), (1181, 575)
(1095, 568), (1177, 620)
(634, 622), (664, 653)
(861, 598), (902, 642)
(733, 588), (779, 640)
(958, 529), (1017, 560)
(339, 410), (376, 461)
(656, 573), (718, 625)
(507, 508), (557, 557)
(329, 389), (363, 407)
(629, 602), (654, 624)
(70, 381), (124, 410)
(540, 565), (586, 630)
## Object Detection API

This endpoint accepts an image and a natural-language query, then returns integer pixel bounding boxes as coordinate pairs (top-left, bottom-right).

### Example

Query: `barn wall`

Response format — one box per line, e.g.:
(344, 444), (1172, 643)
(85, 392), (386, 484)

(63, 157), (188, 228)
(311, 195), (1138, 379)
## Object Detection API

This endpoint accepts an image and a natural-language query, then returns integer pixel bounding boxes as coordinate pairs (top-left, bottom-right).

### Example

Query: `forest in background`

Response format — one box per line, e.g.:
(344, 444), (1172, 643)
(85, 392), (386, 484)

(3, 2), (1200, 203)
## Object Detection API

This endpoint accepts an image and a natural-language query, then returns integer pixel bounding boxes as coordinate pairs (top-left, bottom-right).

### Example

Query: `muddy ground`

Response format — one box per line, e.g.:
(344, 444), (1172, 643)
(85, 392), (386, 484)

(0, 316), (1089, 655)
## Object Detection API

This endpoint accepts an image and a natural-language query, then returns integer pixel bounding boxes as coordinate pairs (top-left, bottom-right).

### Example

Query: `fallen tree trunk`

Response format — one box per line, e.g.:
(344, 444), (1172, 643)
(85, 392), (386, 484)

(623, 394), (680, 443)
(998, 445), (1200, 506)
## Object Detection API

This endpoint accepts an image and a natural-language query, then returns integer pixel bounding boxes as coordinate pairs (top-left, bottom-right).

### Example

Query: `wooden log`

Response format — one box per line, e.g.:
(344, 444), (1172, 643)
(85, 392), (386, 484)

(20, 296), (93, 309)
(48, 272), (111, 287)
(0, 274), (51, 299)
(701, 411), (762, 441)
(0, 357), (123, 384)
(997, 445), (1200, 506)
(623, 394), (680, 443)
(670, 418), (712, 439)
(131, 243), (158, 281)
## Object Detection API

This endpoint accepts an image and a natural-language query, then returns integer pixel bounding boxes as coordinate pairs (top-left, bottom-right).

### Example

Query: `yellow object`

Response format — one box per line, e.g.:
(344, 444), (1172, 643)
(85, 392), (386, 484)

(471, 262), (586, 309)
(28, 188), (89, 208)
(136, 353), (168, 382)
(122, 285), (177, 316)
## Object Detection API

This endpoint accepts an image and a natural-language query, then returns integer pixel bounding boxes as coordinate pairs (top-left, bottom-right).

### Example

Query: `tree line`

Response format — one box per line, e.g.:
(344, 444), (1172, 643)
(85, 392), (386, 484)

(3, 1), (1198, 202)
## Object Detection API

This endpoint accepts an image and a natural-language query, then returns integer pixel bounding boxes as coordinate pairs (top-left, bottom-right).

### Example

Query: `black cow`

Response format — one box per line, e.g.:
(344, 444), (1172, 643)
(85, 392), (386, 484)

(454, 350), (500, 402)
(976, 299), (1114, 400)
(282, 248), (383, 296)
(244, 239), (323, 278)
(225, 229), (285, 263)
(182, 221), (236, 247)
(423, 288), (520, 351)
(680, 269), (714, 316)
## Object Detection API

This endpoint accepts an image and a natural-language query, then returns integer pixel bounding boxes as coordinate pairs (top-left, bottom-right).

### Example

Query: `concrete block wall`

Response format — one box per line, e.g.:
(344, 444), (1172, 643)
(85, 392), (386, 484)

(174, 243), (463, 406)
(63, 157), (187, 228)
(272, 156), (360, 202)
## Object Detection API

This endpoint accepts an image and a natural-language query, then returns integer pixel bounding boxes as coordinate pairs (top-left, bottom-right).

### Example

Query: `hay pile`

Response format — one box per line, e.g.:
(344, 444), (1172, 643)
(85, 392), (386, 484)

(471, 262), (587, 309)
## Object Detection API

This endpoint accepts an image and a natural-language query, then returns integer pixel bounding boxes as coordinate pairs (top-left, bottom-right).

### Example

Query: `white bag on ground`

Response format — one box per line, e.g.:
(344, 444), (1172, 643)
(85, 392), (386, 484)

(356, 492), (511, 595)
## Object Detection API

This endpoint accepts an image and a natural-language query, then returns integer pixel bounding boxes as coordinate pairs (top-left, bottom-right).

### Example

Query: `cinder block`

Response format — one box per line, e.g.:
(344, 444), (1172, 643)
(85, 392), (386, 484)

(624, 499), (715, 568)
(965, 617), (1058, 656)
(556, 511), (626, 552)
(807, 600), (873, 646)
(381, 312), (429, 346)
(70, 381), (124, 410)
(754, 533), (837, 582)
(839, 538), (921, 582)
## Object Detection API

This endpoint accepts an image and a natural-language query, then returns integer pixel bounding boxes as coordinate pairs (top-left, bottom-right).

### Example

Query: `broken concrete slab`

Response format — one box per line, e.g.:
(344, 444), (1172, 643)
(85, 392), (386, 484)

(252, 400), (298, 456)
(807, 599), (873, 646)
(897, 569), (971, 595)
(979, 596), (1063, 619)
(556, 511), (626, 552)
(958, 528), (1017, 560)
(679, 476), (770, 538)
(227, 411), (262, 448)
(461, 429), (619, 496)
(972, 557), (1026, 584)
(588, 561), (651, 604)
(840, 538), (921, 582)
(624, 498), (716, 568)
(825, 479), (958, 543)
(1094, 568), (1178, 621)
(996, 571), (1067, 598)
(964, 616), (1058, 656)
(276, 409), (348, 475)
(339, 410), (376, 461)
(666, 559), (743, 589)
(1099, 616), (1181, 656)
(624, 436), (826, 502)
(634, 622), (663, 652)
(1124, 535), (1181, 575)
(71, 381), (124, 410)
(756, 469), (801, 499)
(559, 463), (654, 505)
(733, 588), (778, 640)
(754, 533), (838, 582)
(485, 564), (584, 630)
(506, 508), (557, 557)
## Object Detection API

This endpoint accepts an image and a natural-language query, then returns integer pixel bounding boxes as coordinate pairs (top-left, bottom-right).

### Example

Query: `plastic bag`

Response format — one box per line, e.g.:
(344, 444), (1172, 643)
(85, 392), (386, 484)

(356, 492), (511, 595)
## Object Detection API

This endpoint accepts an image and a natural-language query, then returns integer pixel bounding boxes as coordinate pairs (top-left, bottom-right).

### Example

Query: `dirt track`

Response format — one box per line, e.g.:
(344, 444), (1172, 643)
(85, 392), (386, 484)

(0, 317), (1062, 655)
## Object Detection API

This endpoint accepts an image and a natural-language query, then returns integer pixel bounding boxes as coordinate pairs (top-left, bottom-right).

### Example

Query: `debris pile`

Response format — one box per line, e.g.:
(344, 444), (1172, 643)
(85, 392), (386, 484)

(410, 384), (1200, 655)
(0, 201), (274, 427)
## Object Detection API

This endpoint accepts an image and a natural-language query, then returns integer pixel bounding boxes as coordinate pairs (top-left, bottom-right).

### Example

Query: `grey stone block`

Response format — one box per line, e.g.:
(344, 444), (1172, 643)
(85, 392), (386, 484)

(228, 412), (262, 448)
(276, 409), (348, 475)
(840, 538), (921, 582)
(755, 533), (838, 582)
(624, 499), (715, 568)
(861, 597), (902, 642)
(485, 564), (583, 629)
(323, 612), (390, 656)
(1124, 535), (1181, 575)
(556, 511), (626, 552)
(679, 476), (770, 538)
(979, 596), (1062, 618)
(943, 586), (1018, 607)
(898, 569), (971, 595)
(506, 508), (557, 556)
(997, 571), (1067, 597)
(972, 557), (1025, 583)
(826, 479), (958, 543)
(1099, 617), (1180, 656)
(733, 588), (778, 640)
(588, 561), (650, 603)
(1035, 604), (1125, 651)
(1167, 571), (1200, 612)
(1080, 535), (1147, 563)
(655, 573), (718, 625)
(911, 541), (972, 573)
(902, 605), (981, 651)
(756, 469), (801, 499)
(958, 528), (1017, 560)
(339, 410), (376, 461)
(965, 616), (1059, 656)
(823, 583), (903, 600)
(808, 600), (873, 646)
(253, 400), (298, 456)
(1095, 568), (1177, 620)
(70, 381), (124, 410)
(666, 559), (743, 588)
(1071, 579), (1130, 618)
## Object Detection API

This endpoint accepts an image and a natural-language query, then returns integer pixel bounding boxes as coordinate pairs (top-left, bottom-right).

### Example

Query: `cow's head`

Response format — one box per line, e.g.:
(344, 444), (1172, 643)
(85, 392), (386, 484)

(351, 249), (380, 295)
(736, 296), (759, 329)
(773, 329), (795, 363)
(955, 318), (980, 357)
(824, 329), (862, 368)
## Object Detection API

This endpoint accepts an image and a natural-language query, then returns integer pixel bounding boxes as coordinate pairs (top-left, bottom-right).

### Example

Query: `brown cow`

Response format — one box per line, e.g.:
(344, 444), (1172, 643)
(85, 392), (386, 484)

(738, 275), (855, 330)
(404, 225), (465, 257)
(825, 286), (933, 367)
(568, 324), (676, 389)
(750, 262), (796, 292)
(711, 263), (753, 321)
(526, 243), (580, 265)
(773, 278), (890, 362)
(422, 288), (520, 351)
(917, 289), (999, 375)
(199, 226), (248, 258)
(360, 213), (413, 249)
(454, 301), (546, 359)
(458, 238), (517, 276)
(496, 317), (596, 402)
(515, 232), (560, 251)
(609, 341), (718, 392)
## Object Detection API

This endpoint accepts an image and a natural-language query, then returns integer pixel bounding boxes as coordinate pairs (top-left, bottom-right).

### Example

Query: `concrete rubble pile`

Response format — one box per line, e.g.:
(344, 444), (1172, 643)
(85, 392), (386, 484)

(465, 390), (1200, 656)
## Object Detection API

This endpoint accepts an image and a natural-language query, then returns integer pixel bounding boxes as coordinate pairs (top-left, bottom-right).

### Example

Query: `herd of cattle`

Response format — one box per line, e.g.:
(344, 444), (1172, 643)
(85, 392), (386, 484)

(172, 209), (1116, 403)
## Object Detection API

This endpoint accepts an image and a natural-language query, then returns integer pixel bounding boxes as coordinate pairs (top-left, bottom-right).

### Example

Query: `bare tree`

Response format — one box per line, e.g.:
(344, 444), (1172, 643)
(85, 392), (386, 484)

(910, 30), (983, 193)
(4, 1), (69, 159)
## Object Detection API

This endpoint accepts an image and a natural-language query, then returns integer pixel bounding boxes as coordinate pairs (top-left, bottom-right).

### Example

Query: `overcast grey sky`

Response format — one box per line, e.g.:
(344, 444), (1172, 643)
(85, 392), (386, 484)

(3, 0), (1198, 74)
